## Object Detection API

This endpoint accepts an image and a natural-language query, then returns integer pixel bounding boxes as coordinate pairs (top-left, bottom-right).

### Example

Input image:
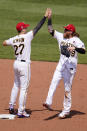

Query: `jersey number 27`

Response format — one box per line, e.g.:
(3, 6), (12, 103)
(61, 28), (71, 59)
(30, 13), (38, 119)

(14, 44), (24, 55)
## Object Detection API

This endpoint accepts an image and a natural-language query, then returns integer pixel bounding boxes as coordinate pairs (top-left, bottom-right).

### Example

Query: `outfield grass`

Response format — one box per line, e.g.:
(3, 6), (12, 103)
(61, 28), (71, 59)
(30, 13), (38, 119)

(0, 0), (87, 63)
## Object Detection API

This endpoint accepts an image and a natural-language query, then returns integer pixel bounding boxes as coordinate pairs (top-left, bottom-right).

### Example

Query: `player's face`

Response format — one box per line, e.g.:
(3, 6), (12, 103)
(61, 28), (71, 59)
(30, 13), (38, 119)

(22, 28), (27, 34)
(64, 29), (72, 38)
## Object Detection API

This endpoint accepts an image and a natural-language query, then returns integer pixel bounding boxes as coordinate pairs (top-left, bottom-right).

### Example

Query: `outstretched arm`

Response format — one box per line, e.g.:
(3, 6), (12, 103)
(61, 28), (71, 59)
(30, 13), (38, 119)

(33, 8), (49, 36)
(48, 18), (54, 36)
(47, 9), (54, 36)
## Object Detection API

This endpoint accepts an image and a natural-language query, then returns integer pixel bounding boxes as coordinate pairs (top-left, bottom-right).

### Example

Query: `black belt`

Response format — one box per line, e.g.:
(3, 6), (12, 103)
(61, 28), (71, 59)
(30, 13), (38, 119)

(21, 60), (26, 62)
(70, 68), (73, 70)
(15, 58), (26, 62)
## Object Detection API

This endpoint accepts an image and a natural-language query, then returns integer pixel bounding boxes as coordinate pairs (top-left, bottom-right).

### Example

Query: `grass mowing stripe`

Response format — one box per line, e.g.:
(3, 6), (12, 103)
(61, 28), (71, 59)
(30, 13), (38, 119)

(0, 2), (87, 18)
(2, 0), (87, 7)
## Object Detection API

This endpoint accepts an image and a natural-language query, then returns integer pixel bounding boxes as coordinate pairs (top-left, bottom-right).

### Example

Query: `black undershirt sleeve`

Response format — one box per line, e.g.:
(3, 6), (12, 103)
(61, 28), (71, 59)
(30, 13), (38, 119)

(75, 47), (86, 54)
(33, 16), (46, 36)
(48, 18), (54, 36)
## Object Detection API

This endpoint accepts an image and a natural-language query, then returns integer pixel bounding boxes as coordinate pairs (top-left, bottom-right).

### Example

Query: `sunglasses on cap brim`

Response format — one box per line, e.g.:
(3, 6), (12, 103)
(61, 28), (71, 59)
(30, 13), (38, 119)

(64, 29), (72, 32)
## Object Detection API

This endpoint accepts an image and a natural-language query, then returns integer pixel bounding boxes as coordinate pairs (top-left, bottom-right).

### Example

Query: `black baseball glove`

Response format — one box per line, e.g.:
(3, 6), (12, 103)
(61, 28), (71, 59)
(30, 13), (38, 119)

(61, 45), (70, 58)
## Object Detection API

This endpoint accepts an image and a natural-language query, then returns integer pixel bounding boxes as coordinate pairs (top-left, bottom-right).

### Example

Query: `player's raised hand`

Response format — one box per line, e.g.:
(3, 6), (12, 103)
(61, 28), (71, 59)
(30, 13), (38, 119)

(44, 8), (50, 17)
(48, 8), (52, 19)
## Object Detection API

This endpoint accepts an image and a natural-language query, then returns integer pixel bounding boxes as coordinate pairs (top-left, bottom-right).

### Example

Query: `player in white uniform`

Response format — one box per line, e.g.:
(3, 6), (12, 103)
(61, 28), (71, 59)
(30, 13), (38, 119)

(43, 9), (86, 119)
(3, 9), (49, 118)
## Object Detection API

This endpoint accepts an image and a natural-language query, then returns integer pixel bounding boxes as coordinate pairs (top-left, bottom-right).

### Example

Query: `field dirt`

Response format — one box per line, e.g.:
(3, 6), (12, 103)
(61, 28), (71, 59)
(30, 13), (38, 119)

(0, 59), (87, 131)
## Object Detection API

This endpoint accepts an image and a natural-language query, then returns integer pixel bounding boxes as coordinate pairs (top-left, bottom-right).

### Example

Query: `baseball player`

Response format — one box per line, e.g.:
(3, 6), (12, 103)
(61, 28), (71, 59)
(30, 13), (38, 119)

(3, 9), (49, 118)
(43, 9), (86, 119)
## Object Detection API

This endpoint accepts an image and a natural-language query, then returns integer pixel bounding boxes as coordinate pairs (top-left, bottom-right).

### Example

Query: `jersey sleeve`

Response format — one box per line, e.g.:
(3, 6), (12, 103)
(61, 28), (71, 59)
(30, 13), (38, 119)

(6, 38), (13, 45)
(75, 38), (85, 49)
(27, 30), (34, 41)
(54, 30), (63, 46)
(54, 30), (62, 39)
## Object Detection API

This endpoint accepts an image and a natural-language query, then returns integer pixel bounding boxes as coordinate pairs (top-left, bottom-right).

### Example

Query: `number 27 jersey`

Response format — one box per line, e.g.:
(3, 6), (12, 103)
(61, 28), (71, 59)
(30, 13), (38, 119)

(6, 31), (33, 63)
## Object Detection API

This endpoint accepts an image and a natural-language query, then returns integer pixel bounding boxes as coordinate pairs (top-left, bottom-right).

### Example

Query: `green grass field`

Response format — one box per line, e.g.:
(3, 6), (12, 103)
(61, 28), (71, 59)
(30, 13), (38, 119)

(0, 0), (87, 63)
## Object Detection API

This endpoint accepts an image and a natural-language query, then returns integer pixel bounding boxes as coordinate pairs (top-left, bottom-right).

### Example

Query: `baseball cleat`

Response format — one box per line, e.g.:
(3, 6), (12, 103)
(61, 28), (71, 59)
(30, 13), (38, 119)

(9, 108), (15, 114)
(58, 111), (70, 119)
(43, 103), (53, 111)
(17, 111), (30, 118)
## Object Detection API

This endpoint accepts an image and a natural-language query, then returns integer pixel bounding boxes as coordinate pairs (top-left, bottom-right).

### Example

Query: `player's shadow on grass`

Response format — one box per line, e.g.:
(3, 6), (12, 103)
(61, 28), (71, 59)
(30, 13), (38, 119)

(44, 110), (86, 120)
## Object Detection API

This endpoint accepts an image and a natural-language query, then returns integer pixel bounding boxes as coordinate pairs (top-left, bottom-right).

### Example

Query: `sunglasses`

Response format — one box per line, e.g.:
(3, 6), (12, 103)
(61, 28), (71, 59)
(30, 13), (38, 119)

(64, 29), (72, 32)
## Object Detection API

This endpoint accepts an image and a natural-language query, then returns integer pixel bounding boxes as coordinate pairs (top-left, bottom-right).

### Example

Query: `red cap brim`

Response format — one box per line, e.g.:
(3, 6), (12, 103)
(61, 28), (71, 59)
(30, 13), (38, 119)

(64, 26), (67, 29)
(24, 24), (30, 28)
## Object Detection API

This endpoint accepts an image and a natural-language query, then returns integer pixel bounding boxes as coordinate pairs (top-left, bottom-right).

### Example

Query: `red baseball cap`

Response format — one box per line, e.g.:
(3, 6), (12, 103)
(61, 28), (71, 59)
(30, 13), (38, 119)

(64, 24), (76, 32)
(16, 22), (30, 31)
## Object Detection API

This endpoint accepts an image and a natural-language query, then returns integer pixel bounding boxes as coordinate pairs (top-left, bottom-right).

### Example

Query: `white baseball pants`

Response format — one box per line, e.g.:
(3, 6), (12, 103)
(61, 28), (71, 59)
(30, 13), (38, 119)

(9, 60), (30, 114)
(45, 62), (75, 113)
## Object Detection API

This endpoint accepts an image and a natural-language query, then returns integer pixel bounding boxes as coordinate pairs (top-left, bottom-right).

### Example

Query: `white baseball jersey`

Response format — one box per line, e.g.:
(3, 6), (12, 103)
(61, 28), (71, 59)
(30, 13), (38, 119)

(8, 30), (33, 114)
(45, 30), (85, 114)
(54, 30), (85, 71)
(6, 30), (33, 63)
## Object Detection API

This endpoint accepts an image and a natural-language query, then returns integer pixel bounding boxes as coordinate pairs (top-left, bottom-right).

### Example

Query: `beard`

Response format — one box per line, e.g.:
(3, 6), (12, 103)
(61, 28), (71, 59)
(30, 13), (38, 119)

(63, 31), (72, 38)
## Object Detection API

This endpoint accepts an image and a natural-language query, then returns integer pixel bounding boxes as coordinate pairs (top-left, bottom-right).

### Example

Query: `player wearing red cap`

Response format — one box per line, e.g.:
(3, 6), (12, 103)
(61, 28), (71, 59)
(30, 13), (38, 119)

(43, 9), (86, 119)
(3, 9), (50, 118)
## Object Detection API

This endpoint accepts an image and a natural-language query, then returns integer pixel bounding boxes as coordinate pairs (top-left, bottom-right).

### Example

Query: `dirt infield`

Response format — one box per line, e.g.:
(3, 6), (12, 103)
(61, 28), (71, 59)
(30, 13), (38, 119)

(0, 59), (87, 131)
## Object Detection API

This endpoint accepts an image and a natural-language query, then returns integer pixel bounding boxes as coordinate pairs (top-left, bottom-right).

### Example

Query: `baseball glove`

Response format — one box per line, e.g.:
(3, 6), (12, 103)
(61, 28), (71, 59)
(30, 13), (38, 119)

(61, 45), (70, 58)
